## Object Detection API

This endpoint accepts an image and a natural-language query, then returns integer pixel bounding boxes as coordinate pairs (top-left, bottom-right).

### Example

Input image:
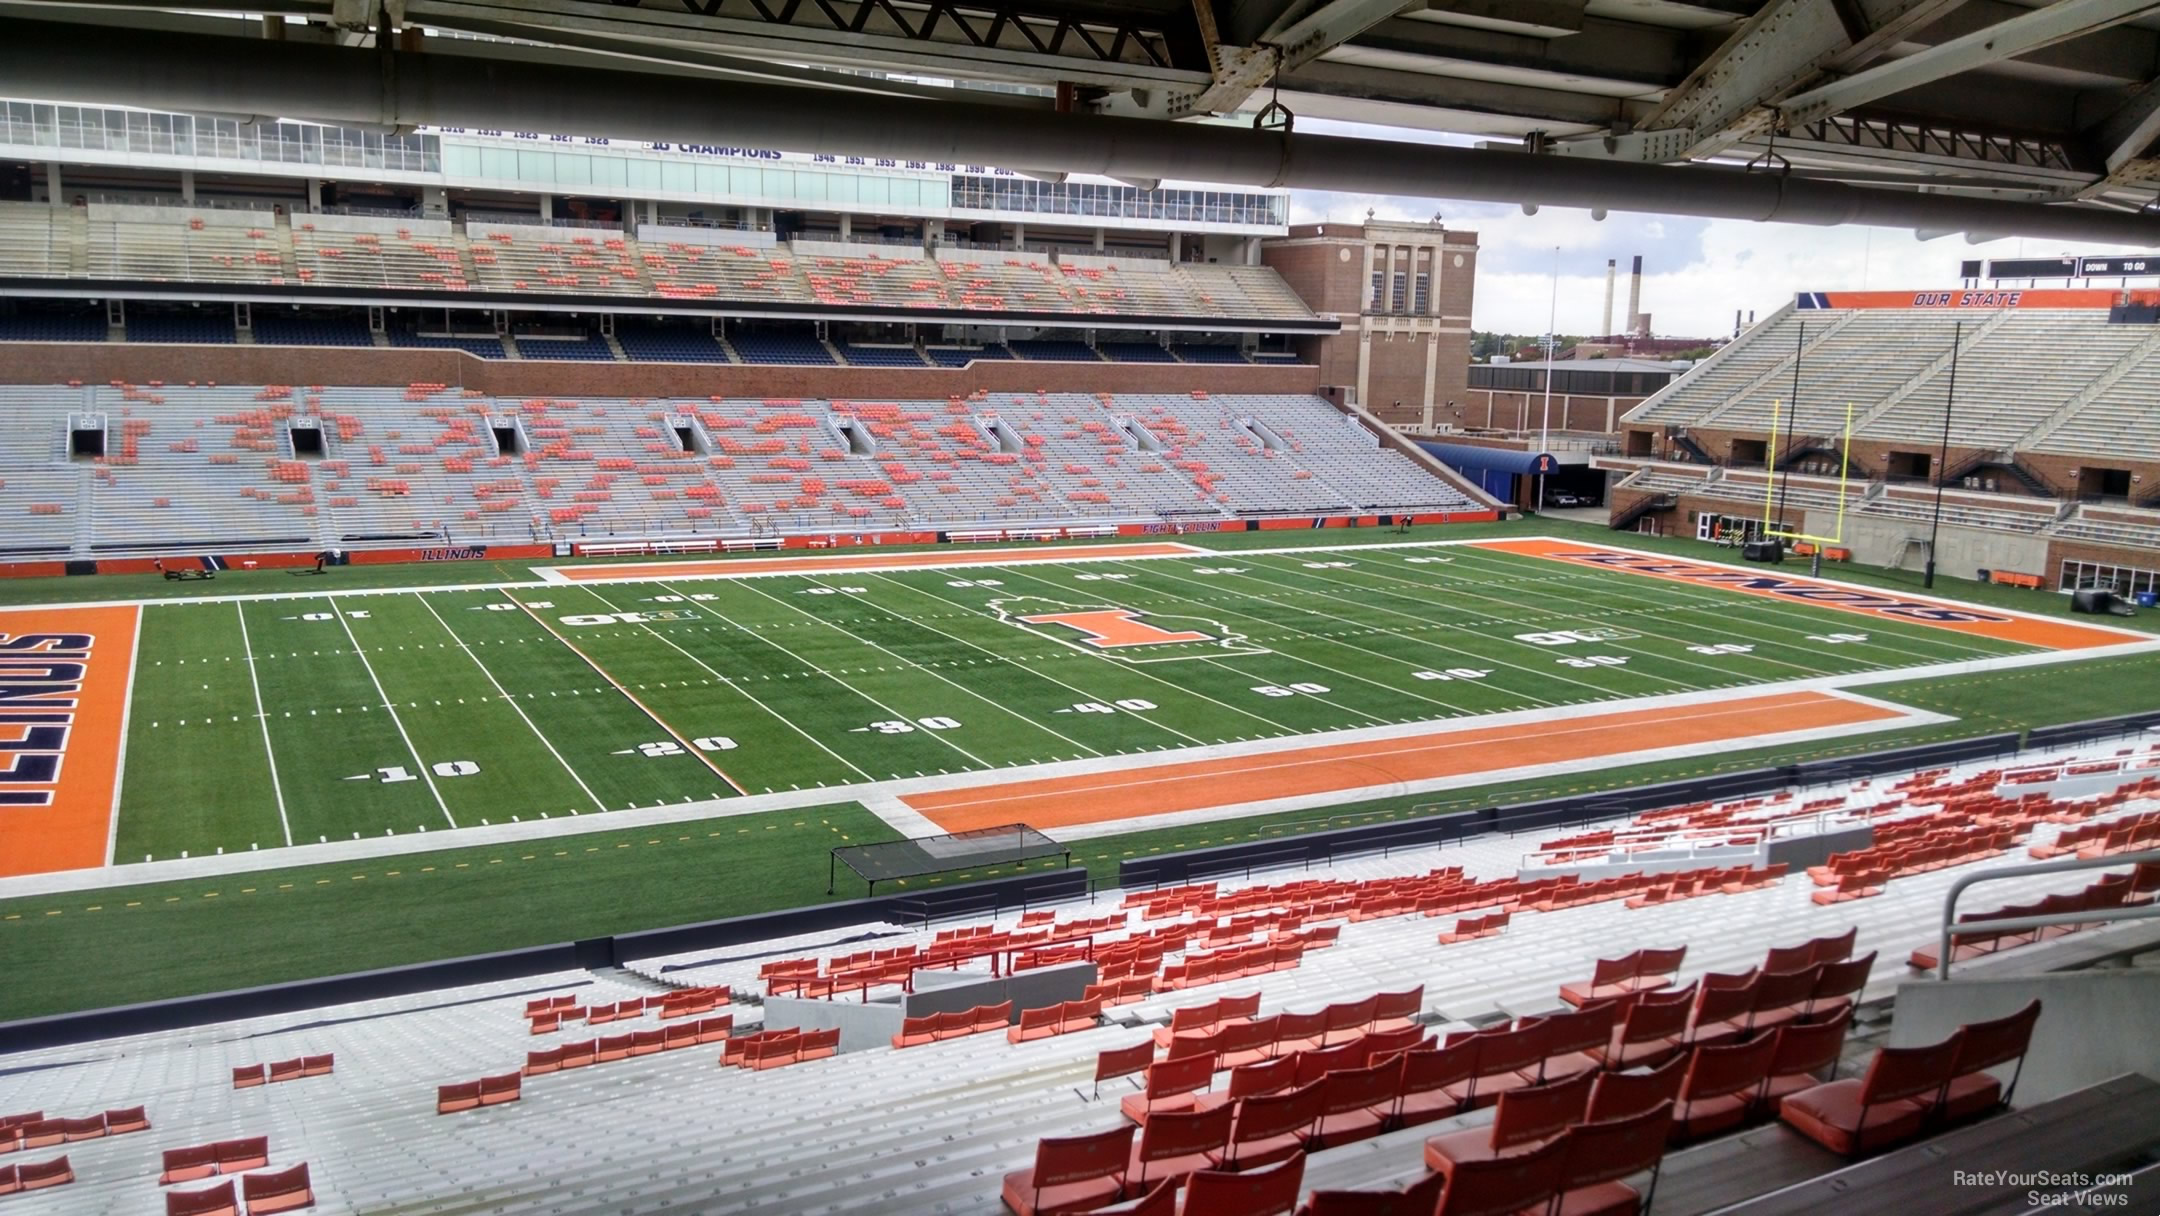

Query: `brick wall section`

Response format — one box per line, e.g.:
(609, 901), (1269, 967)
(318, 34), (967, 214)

(0, 344), (1319, 397)
(1466, 391), (1645, 434)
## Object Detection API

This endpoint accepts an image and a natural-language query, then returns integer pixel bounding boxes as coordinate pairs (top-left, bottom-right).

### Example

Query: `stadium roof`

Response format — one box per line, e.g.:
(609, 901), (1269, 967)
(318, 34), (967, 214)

(7, 2), (2160, 243)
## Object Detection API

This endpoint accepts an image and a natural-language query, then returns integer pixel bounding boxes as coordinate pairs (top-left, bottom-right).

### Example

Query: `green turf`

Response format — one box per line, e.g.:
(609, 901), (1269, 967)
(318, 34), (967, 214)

(0, 802), (898, 1023)
(90, 535), (2064, 861)
(4, 518), (2155, 1020)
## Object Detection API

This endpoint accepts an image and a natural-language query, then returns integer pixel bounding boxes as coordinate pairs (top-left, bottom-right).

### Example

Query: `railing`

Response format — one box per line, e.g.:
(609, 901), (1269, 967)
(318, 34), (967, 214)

(462, 212), (624, 231)
(1935, 848), (2160, 980)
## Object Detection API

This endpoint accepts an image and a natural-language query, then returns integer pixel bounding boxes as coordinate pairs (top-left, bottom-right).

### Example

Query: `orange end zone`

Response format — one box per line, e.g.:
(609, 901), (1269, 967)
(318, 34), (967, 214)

(0, 604), (138, 877)
(549, 542), (1203, 583)
(904, 690), (1905, 833)
(1472, 538), (2146, 652)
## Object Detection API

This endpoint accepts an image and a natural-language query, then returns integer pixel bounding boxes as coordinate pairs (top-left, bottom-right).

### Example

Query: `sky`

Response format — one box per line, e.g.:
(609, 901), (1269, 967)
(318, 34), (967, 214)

(1281, 119), (2142, 339)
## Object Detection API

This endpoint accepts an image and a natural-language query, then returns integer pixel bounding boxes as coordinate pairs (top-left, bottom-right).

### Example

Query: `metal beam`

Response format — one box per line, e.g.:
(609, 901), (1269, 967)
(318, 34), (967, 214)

(5, 14), (2158, 243)
(2085, 82), (2160, 174)
(1557, 0), (1975, 163)
(1777, 0), (2160, 129)
(1182, 0), (1417, 116)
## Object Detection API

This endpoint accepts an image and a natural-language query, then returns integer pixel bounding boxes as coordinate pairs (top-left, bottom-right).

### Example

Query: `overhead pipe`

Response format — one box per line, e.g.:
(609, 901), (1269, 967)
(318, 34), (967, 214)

(5, 16), (2159, 245)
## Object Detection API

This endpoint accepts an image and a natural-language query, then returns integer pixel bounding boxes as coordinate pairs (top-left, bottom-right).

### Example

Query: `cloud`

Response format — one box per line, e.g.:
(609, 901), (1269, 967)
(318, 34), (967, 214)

(1290, 186), (2152, 335)
(1270, 118), (2149, 336)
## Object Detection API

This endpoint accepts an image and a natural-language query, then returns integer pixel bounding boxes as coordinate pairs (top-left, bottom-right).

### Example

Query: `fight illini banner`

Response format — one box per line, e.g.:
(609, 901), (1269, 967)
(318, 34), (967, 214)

(0, 605), (138, 876)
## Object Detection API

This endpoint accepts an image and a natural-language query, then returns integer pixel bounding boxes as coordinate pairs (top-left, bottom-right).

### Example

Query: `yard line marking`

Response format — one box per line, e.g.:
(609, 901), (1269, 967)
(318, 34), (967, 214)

(416, 593), (606, 813)
(644, 579), (998, 771)
(1028, 562), (1489, 715)
(501, 596), (747, 793)
(993, 563), (1400, 724)
(723, 575), (1105, 758)
(103, 606), (144, 866)
(234, 603), (293, 848)
(1158, 557), (1654, 699)
(878, 571), (1304, 737)
(1241, 553), (1779, 685)
(572, 585), (877, 784)
(328, 596), (456, 829)
(860, 573), (1213, 748)
(1421, 547), (1991, 668)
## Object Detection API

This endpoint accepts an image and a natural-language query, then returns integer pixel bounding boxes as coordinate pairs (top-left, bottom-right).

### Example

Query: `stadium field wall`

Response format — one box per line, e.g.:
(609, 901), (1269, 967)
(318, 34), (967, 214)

(0, 868), (1088, 1053)
(0, 514), (1499, 579)
(0, 342), (1320, 397)
(1635, 487), (2147, 588)
(1115, 730), (2029, 888)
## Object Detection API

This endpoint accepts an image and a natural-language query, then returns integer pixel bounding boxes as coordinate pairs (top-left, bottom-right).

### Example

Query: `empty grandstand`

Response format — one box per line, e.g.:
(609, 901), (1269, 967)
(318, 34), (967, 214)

(1603, 290), (2160, 590)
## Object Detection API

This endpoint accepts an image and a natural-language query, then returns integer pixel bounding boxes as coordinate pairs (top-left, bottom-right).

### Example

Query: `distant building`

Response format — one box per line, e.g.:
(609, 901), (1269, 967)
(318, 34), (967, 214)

(1261, 220), (1478, 430)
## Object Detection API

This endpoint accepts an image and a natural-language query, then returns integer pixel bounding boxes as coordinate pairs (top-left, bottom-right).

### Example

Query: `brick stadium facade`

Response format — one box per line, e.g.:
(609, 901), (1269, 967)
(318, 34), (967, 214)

(1262, 220), (1478, 431)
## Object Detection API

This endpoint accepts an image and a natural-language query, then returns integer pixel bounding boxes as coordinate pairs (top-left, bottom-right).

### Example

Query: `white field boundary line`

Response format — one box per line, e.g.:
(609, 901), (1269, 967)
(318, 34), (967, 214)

(101, 606), (144, 866)
(415, 593), (608, 815)
(328, 595), (456, 829)
(0, 636), (2121, 901)
(526, 541), (1214, 585)
(1472, 537), (2158, 645)
(4, 535), (2147, 647)
(233, 601), (294, 848)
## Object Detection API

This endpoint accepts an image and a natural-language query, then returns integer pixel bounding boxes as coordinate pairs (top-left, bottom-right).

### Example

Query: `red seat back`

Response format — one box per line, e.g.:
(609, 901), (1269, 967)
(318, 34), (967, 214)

(1293, 1041), (1365, 1088)
(1809, 952), (1877, 1008)
(1769, 1008), (1852, 1081)
(1220, 992), (1262, 1022)
(1681, 1032), (1780, 1103)
(1096, 1041), (1155, 1085)
(1433, 1134), (1567, 1216)
(1143, 1052), (1216, 1101)
(1749, 966), (1823, 1023)
(240, 1162), (312, 1211)
(1691, 972), (1760, 1031)
(1372, 985), (1424, 1023)
(1589, 1053), (1687, 1122)
(1621, 983), (1697, 1043)
(163, 1179), (233, 1216)
(1949, 1001), (2042, 1078)
(1473, 1020), (1549, 1079)
(1134, 1103), (1235, 1164)
(1544, 1002), (1619, 1057)
(1181, 1150), (1305, 1216)
(1857, 1031), (1966, 1106)
(160, 1145), (219, 1184)
(1589, 951), (1643, 987)
(1232, 1080), (1323, 1145)
(1555, 1102), (1676, 1192)
(1638, 947), (1688, 980)
(1224, 1054), (1298, 1101)
(214, 1136), (269, 1171)
(1808, 926), (1858, 966)
(1028, 1124), (1135, 1191)
(1320, 1059), (1401, 1118)
(1490, 1071), (1593, 1150)
(1399, 1040), (1476, 1097)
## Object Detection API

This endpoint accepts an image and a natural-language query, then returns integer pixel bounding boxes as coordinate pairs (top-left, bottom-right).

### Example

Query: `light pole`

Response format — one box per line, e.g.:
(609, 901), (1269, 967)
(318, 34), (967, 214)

(1537, 244), (1557, 511)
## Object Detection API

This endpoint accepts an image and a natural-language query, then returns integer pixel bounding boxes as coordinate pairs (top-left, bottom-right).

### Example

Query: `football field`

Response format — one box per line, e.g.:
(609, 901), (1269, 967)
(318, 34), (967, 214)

(8, 533), (2148, 877)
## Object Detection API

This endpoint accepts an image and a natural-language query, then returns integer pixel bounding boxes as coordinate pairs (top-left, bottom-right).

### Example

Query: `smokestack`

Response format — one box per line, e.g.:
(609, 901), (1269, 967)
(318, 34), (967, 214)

(1602, 260), (1616, 338)
(1627, 255), (1643, 337)
(1734, 308), (1742, 338)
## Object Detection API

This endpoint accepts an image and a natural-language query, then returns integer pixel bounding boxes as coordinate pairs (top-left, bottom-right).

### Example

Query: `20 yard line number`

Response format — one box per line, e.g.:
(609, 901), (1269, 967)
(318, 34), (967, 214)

(629, 736), (739, 758)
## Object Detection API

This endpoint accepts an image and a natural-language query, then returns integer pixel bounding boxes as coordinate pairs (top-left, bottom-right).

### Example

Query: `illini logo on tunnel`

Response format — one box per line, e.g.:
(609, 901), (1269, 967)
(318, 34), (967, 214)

(993, 597), (1268, 662)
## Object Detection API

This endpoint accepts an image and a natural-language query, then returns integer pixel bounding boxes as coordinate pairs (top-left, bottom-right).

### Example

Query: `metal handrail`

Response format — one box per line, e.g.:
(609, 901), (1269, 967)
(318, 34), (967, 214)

(1937, 847), (2160, 979)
